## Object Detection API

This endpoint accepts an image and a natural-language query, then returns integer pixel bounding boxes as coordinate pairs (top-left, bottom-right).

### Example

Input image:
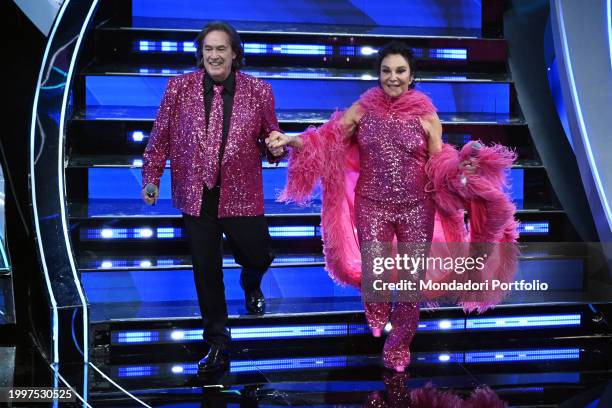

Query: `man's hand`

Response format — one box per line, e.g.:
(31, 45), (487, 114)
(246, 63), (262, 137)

(142, 183), (159, 205)
(266, 131), (289, 157)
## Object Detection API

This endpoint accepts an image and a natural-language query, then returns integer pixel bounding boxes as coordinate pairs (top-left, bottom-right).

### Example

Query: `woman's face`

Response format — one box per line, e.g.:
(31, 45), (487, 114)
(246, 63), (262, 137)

(379, 53), (413, 98)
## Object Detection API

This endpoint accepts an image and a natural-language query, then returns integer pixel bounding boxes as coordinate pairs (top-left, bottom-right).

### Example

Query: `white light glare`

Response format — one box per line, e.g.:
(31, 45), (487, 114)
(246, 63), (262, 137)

(170, 330), (185, 340)
(439, 320), (452, 329)
(360, 46), (378, 56)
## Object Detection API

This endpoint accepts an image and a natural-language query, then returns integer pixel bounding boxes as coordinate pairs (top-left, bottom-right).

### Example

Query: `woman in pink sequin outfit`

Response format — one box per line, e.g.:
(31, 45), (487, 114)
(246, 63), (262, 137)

(267, 42), (518, 372)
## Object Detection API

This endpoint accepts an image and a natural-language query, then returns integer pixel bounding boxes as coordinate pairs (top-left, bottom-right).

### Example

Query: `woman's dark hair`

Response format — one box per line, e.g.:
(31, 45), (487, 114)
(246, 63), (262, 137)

(376, 41), (416, 89)
(195, 21), (245, 70)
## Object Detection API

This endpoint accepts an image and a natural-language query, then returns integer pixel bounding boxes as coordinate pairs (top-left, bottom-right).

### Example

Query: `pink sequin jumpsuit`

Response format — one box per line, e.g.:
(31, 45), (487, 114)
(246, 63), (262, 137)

(354, 108), (435, 369)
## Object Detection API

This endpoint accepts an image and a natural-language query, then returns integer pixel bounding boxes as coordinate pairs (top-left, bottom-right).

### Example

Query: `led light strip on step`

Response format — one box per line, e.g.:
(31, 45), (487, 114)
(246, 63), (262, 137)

(114, 347), (580, 378)
(110, 314), (580, 345)
(82, 225), (320, 240)
(135, 40), (467, 60)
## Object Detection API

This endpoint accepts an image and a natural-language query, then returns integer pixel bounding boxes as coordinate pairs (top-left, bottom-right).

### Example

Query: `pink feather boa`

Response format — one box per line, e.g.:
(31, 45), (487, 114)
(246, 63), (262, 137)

(425, 141), (519, 312)
(280, 87), (519, 311)
(359, 87), (437, 119)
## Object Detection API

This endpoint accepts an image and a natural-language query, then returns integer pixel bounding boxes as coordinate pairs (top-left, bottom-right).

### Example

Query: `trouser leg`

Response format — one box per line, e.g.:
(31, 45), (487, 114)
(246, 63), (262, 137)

(183, 187), (230, 348)
(381, 199), (434, 368)
(383, 302), (420, 369)
(356, 194), (395, 330)
(221, 215), (274, 291)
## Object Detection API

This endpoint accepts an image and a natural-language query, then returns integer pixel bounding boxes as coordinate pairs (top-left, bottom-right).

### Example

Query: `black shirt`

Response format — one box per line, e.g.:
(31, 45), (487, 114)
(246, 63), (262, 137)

(203, 70), (236, 187)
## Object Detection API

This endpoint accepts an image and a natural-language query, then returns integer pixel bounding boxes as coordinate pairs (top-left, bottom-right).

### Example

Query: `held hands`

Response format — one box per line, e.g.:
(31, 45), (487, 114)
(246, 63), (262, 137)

(266, 130), (290, 157)
(142, 183), (159, 205)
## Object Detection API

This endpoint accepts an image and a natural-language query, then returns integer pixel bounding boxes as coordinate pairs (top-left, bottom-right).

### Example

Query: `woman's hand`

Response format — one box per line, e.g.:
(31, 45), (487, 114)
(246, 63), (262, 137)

(266, 130), (303, 151)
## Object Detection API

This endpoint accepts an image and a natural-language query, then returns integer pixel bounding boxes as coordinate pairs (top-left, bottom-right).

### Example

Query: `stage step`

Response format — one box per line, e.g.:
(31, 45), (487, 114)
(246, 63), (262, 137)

(82, 63), (513, 83)
(82, 255), (592, 322)
(66, 160), (551, 210)
(68, 117), (535, 160)
(83, 75), (513, 116)
(89, 303), (608, 362)
(76, 245), (585, 272)
(71, 106), (527, 126)
(68, 209), (573, 248)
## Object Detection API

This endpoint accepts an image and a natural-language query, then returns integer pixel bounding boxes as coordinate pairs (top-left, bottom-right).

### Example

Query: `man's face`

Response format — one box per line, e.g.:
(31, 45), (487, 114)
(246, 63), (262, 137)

(202, 30), (236, 82)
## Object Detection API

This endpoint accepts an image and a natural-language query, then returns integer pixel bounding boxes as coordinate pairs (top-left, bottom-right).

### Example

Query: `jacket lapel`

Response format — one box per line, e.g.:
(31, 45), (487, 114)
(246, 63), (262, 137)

(194, 69), (207, 152)
(222, 71), (245, 164)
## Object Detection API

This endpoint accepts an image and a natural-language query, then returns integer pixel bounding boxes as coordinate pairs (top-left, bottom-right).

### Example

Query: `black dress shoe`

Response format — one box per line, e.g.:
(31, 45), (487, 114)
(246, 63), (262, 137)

(245, 287), (265, 315)
(240, 275), (266, 315)
(197, 345), (229, 374)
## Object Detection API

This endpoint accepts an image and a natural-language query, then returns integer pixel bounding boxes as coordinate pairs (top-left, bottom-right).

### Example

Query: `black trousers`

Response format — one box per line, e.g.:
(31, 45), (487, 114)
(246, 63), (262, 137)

(183, 186), (273, 349)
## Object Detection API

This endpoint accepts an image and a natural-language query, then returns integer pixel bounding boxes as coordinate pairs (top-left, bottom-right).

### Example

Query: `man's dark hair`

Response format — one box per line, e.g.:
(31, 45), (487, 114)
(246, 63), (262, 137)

(375, 41), (417, 89)
(195, 21), (245, 70)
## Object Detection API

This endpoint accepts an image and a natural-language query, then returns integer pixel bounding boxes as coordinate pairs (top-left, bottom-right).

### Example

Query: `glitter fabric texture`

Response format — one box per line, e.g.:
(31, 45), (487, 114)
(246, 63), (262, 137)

(355, 113), (431, 205)
(142, 70), (280, 217)
(354, 90), (436, 371)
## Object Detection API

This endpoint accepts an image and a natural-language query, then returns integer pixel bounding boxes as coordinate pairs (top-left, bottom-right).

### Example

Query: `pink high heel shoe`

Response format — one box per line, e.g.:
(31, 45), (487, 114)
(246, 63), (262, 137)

(371, 328), (382, 337)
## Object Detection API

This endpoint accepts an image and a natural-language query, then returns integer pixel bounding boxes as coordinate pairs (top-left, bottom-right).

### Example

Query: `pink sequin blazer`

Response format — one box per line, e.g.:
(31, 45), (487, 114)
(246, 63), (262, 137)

(281, 88), (519, 311)
(142, 70), (281, 217)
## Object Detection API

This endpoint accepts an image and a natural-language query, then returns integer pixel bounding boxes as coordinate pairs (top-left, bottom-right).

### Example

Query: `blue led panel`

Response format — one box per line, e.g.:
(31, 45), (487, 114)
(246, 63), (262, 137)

(466, 314), (581, 330)
(245, 43), (333, 56)
(115, 330), (160, 344)
(518, 222), (550, 235)
(464, 348), (580, 363)
(268, 225), (320, 238)
(113, 324), (364, 345)
(231, 324), (347, 339)
(414, 352), (464, 364)
(231, 356), (349, 373)
(117, 365), (160, 377)
(81, 227), (182, 240)
(114, 348), (577, 378)
(110, 314), (582, 345)
(418, 318), (465, 331)
(429, 48), (467, 60)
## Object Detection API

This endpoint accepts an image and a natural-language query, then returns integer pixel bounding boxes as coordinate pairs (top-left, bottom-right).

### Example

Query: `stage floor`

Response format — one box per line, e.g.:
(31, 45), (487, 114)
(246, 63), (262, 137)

(4, 332), (612, 407)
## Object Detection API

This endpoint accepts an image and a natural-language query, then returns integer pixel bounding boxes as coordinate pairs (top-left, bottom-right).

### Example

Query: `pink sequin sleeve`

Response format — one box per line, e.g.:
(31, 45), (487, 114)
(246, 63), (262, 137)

(258, 82), (284, 163)
(142, 77), (178, 188)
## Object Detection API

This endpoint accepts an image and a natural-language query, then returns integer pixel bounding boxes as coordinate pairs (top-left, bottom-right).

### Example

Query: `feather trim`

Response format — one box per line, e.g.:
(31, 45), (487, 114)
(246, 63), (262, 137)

(358, 87), (436, 120)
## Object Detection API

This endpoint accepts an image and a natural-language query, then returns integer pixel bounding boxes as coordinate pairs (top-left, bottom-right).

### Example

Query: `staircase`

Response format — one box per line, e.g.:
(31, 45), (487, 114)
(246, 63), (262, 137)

(64, 1), (589, 373)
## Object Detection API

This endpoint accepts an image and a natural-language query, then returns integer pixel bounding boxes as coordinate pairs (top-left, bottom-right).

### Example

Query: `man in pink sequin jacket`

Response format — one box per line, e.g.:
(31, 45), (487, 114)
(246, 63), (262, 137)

(141, 22), (283, 374)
